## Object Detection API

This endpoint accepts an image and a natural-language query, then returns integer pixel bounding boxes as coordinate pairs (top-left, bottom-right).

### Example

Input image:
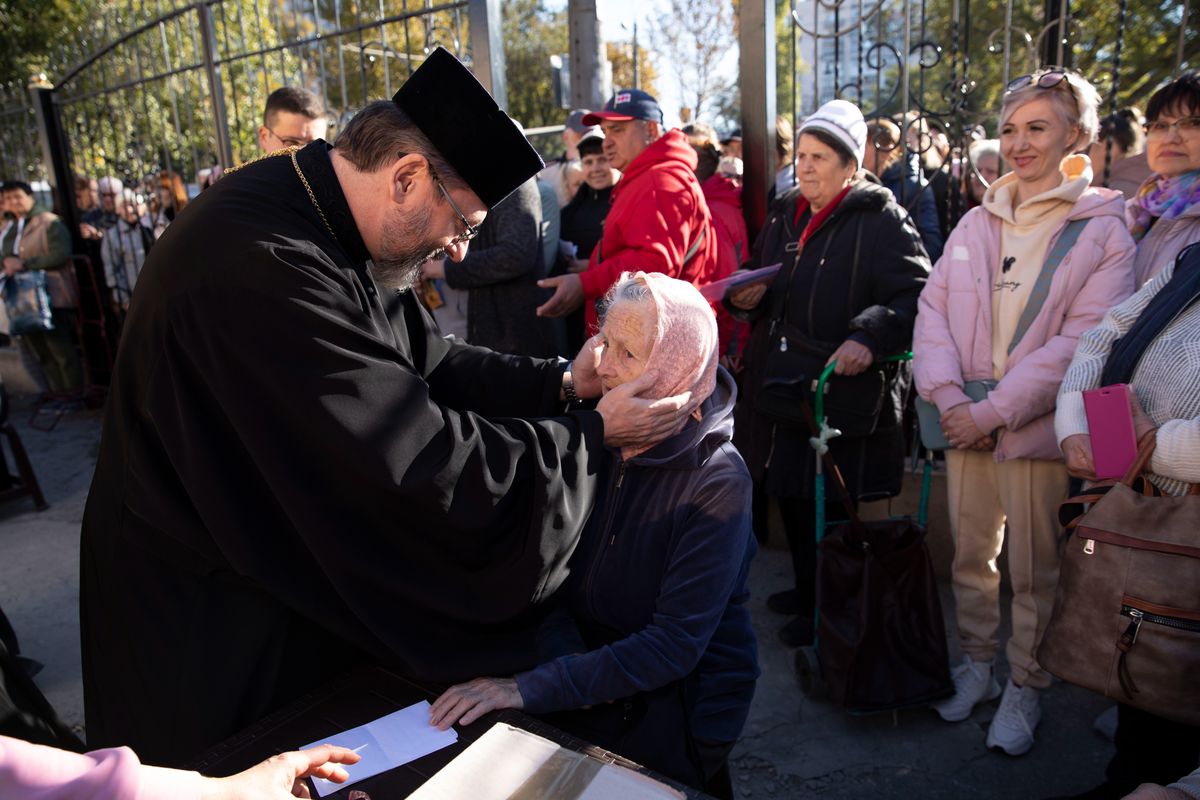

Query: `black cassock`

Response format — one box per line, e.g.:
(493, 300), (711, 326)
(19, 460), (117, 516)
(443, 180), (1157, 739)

(79, 142), (603, 766)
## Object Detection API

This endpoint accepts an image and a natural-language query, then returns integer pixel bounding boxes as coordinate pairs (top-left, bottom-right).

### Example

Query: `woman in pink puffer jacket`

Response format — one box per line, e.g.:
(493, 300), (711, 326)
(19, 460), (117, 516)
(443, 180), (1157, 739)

(912, 69), (1135, 757)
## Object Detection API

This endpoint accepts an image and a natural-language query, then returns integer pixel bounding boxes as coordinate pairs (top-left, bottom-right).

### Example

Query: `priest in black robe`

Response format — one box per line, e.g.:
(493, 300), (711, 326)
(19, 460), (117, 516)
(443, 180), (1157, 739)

(79, 49), (688, 766)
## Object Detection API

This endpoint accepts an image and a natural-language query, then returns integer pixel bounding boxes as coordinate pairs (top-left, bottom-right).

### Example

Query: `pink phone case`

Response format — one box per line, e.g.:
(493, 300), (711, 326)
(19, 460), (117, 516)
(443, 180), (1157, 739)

(1083, 384), (1138, 479)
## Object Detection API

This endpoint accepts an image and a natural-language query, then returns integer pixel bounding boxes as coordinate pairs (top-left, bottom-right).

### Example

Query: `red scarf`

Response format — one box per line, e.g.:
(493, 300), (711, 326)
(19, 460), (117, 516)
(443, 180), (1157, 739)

(792, 183), (853, 245)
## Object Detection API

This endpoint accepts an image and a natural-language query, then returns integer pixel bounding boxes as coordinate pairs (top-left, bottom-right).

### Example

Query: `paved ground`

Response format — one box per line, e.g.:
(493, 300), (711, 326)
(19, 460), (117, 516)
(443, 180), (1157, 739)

(0, 390), (1116, 798)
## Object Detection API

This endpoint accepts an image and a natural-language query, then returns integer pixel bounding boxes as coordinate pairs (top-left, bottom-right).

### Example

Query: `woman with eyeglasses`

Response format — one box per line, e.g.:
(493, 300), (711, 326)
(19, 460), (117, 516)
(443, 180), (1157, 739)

(913, 68), (1136, 756)
(1126, 71), (1200, 288)
(1046, 71), (1200, 800)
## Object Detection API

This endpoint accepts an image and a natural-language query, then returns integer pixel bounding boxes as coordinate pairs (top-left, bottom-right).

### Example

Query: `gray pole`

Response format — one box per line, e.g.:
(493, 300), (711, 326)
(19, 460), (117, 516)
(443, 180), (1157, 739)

(632, 21), (639, 90)
(568, 0), (605, 108)
(197, 2), (234, 169)
(739, 0), (776, 234)
(29, 85), (79, 246)
(469, 0), (508, 108)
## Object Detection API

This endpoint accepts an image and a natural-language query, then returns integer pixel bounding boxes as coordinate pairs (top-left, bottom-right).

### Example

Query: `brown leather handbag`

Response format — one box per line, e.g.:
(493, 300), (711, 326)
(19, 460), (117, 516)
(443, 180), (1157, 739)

(1038, 437), (1200, 726)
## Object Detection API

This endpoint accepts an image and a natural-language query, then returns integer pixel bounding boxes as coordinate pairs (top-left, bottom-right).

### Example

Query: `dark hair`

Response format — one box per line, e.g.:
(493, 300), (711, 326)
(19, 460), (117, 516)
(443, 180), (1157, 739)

(1145, 71), (1200, 122)
(691, 143), (721, 182)
(263, 86), (326, 126)
(333, 101), (465, 190)
(0, 180), (33, 196)
(577, 137), (604, 158)
(1097, 110), (1144, 155)
(798, 127), (855, 168)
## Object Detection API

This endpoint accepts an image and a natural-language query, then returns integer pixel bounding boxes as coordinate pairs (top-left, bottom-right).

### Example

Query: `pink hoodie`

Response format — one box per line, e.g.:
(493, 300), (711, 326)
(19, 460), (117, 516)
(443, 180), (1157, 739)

(0, 736), (204, 799)
(913, 181), (1136, 461)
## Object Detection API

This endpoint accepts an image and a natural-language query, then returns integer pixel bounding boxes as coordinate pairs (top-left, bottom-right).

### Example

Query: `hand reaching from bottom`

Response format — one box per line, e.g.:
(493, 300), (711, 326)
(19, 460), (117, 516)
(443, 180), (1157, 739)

(200, 744), (360, 800)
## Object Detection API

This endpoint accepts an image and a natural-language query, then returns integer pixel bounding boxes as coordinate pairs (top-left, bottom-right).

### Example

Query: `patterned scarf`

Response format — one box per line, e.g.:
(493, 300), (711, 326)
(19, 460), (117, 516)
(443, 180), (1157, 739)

(1130, 169), (1200, 242)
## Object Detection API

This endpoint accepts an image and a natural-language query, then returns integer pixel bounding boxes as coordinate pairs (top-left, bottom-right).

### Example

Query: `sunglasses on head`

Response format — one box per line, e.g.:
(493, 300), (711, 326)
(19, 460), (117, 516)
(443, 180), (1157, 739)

(1006, 69), (1076, 98)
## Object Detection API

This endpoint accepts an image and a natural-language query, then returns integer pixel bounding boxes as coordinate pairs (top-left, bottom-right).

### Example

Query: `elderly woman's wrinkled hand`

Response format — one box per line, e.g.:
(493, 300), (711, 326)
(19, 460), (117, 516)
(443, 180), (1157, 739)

(428, 678), (523, 731)
(826, 340), (873, 376)
(1129, 390), (1158, 442)
(728, 282), (766, 310)
(1062, 433), (1096, 480)
(941, 403), (988, 449)
(597, 371), (692, 449)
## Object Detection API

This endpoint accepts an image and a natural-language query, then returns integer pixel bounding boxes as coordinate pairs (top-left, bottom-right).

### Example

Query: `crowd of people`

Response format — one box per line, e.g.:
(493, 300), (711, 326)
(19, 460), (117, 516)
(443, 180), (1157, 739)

(1, 48), (1199, 800)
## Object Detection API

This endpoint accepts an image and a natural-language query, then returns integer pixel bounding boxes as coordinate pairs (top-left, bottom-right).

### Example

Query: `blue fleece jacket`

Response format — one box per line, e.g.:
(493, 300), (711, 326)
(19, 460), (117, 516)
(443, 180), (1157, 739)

(882, 154), (944, 264)
(514, 368), (759, 743)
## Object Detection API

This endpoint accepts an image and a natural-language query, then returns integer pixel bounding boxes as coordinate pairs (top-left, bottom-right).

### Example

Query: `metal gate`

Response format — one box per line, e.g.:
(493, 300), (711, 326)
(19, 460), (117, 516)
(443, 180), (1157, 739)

(739, 0), (1197, 231)
(0, 0), (503, 388)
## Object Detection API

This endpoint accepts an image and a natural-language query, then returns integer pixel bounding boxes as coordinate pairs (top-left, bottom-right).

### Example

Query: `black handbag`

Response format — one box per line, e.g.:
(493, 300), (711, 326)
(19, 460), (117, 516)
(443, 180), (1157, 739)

(754, 322), (891, 437)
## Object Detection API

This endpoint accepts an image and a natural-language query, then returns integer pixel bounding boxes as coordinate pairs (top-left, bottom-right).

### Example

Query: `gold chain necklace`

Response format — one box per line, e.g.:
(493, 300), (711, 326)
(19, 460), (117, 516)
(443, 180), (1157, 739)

(222, 146), (335, 239)
(289, 149), (335, 239)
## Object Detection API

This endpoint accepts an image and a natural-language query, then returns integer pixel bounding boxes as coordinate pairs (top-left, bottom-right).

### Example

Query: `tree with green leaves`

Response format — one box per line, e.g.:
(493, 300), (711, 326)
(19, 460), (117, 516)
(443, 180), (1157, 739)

(502, 0), (569, 129)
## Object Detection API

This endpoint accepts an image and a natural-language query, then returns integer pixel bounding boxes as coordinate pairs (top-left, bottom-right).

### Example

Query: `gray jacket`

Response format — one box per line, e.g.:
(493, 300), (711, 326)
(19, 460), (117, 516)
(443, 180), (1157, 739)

(444, 178), (564, 357)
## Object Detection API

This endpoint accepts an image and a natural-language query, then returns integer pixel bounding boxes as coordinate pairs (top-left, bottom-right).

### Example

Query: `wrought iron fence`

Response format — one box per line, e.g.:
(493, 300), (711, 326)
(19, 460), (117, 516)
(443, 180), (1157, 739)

(0, 0), (501, 388)
(778, 0), (1197, 231)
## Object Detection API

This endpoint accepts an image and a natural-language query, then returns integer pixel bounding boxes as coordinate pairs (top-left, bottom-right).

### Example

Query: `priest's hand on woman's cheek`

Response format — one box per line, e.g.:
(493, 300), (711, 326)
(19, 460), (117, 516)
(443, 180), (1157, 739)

(429, 677), (524, 731)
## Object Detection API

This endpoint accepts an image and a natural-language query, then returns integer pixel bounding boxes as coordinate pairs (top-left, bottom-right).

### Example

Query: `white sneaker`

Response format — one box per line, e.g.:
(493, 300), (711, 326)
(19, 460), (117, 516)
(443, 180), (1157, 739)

(986, 679), (1041, 756)
(933, 655), (1002, 722)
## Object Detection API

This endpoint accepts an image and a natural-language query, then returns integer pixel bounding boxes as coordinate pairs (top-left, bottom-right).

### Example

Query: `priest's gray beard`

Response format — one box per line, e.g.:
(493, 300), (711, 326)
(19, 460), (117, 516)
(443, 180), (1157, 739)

(373, 202), (446, 292)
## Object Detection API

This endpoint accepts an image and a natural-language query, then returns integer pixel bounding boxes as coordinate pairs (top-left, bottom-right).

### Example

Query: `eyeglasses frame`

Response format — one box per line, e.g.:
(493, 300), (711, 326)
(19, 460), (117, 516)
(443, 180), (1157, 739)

(428, 168), (479, 246)
(1143, 116), (1200, 138)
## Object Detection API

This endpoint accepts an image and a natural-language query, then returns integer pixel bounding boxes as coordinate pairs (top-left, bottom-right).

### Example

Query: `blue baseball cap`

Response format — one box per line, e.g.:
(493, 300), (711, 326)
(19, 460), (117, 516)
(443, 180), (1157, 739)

(582, 89), (663, 126)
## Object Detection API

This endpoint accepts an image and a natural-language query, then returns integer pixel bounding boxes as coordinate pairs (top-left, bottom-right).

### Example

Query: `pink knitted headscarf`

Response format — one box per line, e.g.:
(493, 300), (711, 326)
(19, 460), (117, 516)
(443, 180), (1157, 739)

(605, 271), (719, 459)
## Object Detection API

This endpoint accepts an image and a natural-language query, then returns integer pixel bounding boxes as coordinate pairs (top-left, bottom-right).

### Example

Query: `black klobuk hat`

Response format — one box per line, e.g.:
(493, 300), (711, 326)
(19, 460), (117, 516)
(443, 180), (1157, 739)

(392, 47), (543, 209)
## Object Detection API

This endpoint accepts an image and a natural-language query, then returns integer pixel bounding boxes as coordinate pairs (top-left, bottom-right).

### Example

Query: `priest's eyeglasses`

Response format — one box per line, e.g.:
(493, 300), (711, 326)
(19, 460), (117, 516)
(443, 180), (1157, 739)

(432, 172), (479, 246)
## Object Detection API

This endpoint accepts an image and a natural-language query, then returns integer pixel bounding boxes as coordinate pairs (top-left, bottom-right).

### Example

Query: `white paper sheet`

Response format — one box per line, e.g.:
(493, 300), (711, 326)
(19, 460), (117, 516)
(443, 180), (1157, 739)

(408, 723), (684, 800)
(301, 700), (458, 797)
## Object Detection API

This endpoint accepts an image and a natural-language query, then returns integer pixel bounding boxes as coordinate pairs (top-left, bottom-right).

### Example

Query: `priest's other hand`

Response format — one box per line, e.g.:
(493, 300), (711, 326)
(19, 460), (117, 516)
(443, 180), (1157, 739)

(429, 678), (524, 731)
(597, 371), (692, 449)
(200, 744), (360, 799)
(571, 334), (604, 398)
(536, 273), (584, 317)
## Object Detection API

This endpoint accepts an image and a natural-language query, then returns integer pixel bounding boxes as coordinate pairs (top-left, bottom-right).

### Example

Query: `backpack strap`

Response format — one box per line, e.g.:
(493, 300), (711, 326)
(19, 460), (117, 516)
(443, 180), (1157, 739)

(682, 225), (707, 265)
(1007, 217), (1089, 355)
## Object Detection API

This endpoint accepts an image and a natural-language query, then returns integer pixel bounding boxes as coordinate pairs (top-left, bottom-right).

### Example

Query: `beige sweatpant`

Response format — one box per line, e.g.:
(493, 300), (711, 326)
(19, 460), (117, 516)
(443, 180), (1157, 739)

(944, 449), (1068, 689)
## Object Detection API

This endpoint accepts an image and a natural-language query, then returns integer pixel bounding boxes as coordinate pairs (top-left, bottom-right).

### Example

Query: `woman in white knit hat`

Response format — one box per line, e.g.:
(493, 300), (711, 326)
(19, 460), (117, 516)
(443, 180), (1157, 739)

(913, 68), (1136, 756)
(728, 99), (931, 649)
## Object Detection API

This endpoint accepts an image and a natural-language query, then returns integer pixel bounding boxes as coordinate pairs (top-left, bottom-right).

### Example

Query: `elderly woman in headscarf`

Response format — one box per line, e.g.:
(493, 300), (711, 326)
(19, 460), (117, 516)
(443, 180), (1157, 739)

(430, 272), (758, 799)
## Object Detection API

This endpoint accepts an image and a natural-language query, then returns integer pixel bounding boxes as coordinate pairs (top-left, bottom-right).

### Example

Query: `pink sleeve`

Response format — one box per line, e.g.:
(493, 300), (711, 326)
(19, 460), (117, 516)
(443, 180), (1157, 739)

(912, 229), (970, 411)
(0, 736), (206, 800)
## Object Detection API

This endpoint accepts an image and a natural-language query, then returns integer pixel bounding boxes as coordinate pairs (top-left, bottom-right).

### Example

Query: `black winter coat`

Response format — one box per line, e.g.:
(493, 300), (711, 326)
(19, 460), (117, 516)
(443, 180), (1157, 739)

(732, 178), (930, 499)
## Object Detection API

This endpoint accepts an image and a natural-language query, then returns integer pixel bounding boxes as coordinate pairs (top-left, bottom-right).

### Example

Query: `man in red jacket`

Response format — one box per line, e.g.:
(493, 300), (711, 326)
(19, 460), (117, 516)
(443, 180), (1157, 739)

(536, 90), (717, 336)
